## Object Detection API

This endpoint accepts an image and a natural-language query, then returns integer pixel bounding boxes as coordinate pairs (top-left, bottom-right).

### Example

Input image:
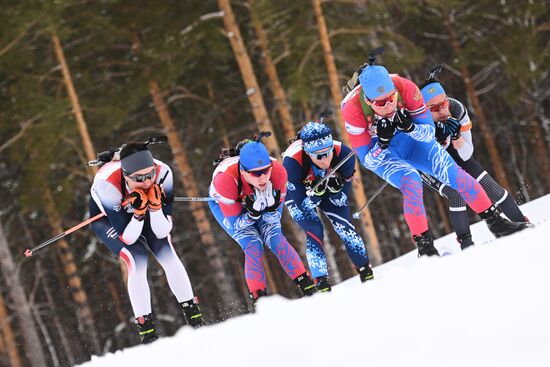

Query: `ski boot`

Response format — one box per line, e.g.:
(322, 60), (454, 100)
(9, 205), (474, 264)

(249, 288), (267, 303)
(180, 297), (206, 328)
(457, 233), (475, 250)
(294, 272), (318, 296)
(479, 205), (529, 238)
(315, 276), (331, 292)
(135, 313), (159, 344)
(357, 264), (374, 282)
(413, 231), (440, 257)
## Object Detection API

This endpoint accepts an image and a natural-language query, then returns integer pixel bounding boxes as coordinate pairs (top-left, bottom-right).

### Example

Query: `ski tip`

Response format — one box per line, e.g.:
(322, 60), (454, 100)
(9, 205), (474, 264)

(24, 249), (32, 257)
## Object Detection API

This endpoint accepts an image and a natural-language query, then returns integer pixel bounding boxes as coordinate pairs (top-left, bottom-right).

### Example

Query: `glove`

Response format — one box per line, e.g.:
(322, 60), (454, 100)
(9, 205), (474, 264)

(147, 184), (164, 212)
(265, 190), (281, 212)
(376, 118), (396, 149)
(242, 189), (267, 220)
(309, 177), (328, 196)
(126, 189), (148, 218)
(393, 108), (415, 132)
(435, 121), (449, 144)
(326, 172), (344, 193)
(445, 117), (461, 140)
(262, 182), (281, 212)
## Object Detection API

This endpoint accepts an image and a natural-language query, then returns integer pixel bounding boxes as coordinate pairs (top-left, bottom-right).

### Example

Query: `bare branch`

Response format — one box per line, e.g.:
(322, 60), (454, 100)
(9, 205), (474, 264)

(472, 60), (501, 87)
(0, 114), (41, 154)
(442, 63), (462, 78)
(422, 32), (449, 40)
(0, 19), (37, 58)
(180, 11), (225, 36)
(166, 86), (214, 106)
(474, 81), (497, 96)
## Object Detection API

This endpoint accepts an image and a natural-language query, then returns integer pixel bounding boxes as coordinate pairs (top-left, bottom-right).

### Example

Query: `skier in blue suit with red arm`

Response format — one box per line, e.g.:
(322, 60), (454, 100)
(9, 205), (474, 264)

(341, 58), (526, 256)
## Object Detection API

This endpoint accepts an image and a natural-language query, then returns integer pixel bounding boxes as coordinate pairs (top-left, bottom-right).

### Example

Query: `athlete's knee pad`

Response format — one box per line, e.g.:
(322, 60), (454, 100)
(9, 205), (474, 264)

(441, 185), (467, 209)
(478, 172), (507, 204)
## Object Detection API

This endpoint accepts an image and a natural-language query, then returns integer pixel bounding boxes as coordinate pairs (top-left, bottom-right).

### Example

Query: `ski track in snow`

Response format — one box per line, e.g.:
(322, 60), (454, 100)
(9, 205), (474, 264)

(80, 195), (550, 367)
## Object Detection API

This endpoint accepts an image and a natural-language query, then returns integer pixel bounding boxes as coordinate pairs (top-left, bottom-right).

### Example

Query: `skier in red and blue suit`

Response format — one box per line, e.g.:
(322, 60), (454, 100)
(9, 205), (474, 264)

(341, 64), (525, 255)
(282, 122), (372, 292)
(208, 139), (316, 300)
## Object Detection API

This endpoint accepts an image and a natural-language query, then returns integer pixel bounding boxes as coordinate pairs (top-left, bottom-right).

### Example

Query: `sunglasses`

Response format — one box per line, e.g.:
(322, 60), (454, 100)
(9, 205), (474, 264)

(308, 146), (333, 160)
(246, 165), (272, 177)
(368, 92), (398, 108)
(126, 167), (156, 182)
(428, 98), (449, 113)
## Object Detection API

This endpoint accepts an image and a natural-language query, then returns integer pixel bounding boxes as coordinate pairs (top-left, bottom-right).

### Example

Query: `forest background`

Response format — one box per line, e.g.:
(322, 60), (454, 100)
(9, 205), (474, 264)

(0, 1), (548, 366)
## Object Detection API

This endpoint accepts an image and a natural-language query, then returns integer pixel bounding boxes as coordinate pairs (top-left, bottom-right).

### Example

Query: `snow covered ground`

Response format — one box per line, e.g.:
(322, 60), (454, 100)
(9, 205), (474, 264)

(81, 195), (550, 367)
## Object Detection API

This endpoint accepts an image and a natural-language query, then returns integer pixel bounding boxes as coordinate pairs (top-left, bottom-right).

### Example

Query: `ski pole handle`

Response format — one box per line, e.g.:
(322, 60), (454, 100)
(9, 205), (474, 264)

(173, 196), (215, 202)
(24, 212), (106, 257)
(306, 150), (356, 197)
(352, 182), (389, 219)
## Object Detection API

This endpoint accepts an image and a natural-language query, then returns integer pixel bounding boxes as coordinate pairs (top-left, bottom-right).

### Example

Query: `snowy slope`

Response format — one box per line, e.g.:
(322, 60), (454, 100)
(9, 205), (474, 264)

(81, 195), (550, 367)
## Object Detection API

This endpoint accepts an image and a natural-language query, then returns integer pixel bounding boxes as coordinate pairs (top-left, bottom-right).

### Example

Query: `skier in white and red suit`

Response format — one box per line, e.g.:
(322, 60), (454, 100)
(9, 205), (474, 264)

(89, 142), (205, 344)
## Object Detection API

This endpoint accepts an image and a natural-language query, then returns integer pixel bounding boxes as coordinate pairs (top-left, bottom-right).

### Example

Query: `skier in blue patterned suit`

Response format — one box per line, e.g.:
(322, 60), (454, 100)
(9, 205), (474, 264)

(282, 122), (372, 292)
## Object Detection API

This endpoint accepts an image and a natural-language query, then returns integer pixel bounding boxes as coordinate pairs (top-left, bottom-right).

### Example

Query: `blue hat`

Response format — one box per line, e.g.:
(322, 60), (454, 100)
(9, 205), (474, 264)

(420, 82), (446, 103)
(299, 122), (333, 153)
(359, 65), (395, 100)
(239, 141), (271, 170)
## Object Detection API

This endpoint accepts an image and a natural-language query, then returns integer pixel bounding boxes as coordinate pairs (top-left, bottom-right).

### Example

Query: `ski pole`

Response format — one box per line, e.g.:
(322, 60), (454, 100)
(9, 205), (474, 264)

(352, 182), (389, 219)
(173, 196), (215, 202)
(306, 150), (356, 197)
(24, 212), (106, 257)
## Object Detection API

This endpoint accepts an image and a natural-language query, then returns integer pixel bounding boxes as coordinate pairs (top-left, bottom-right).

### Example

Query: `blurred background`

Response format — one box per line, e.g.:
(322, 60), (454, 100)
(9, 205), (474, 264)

(0, 0), (548, 365)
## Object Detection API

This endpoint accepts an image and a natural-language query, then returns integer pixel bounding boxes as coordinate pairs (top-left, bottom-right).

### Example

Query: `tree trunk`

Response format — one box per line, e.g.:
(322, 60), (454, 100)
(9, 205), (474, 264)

(0, 292), (23, 367)
(51, 32), (96, 181)
(31, 303), (61, 367)
(0, 222), (46, 367)
(443, 11), (512, 192)
(190, 2), (295, 293)
(247, 0), (308, 260)
(19, 212), (77, 366)
(37, 262), (77, 366)
(42, 188), (102, 355)
(217, 0), (280, 157)
(523, 102), (550, 192)
(52, 28), (129, 303)
(148, 79), (240, 309)
(311, 0), (382, 265)
(248, 0), (295, 140)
